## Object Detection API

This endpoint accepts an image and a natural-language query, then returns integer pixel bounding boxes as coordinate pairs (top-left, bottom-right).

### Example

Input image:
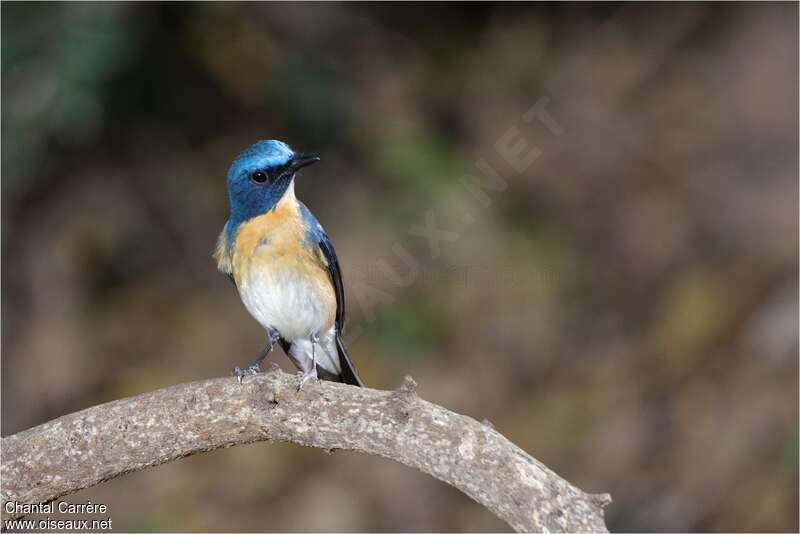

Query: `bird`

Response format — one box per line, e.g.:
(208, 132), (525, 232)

(214, 140), (363, 389)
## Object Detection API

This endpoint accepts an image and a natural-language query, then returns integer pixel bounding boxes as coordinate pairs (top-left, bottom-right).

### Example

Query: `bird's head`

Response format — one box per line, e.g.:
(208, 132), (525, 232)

(225, 140), (319, 236)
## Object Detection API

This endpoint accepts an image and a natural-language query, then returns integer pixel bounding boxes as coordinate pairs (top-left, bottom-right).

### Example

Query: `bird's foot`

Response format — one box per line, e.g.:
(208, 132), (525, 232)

(296, 367), (318, 391)
(233, 329), (281, 384)
(233, 364), (261, 384)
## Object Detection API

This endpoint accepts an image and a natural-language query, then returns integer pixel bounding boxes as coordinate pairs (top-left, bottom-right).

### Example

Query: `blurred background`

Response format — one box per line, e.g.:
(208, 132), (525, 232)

(2, 2), (797, 532)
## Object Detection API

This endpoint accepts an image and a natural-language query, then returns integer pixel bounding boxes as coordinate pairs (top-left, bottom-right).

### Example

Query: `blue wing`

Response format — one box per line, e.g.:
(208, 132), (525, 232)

(298, 202), (363, 386)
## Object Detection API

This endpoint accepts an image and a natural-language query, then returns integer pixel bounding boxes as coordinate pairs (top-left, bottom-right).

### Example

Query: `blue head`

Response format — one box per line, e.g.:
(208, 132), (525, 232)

(225, 140), (319, 241)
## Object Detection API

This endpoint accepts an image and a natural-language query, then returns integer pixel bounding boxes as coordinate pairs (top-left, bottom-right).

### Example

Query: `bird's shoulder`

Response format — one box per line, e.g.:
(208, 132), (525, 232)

(297, 201), (328, 247)
(298, 201), (337, 270)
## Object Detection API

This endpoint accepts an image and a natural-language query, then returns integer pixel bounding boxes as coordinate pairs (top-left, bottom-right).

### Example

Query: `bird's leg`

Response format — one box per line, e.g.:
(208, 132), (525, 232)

(234, 327), (281, 383)
(297, 332), (320, 391)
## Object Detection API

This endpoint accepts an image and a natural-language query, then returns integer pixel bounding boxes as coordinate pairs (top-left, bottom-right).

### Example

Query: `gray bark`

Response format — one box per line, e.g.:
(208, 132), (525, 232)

(1, 369), (611, 532)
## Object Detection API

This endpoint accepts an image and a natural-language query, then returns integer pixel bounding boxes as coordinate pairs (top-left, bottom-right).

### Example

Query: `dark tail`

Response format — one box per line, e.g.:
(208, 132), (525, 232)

(334, 332), (364, 386)
(280, 336), (364, 387)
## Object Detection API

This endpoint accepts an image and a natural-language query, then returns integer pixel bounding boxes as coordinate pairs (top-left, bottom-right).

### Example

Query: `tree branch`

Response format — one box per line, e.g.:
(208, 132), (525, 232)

(1, 369), (611, 532)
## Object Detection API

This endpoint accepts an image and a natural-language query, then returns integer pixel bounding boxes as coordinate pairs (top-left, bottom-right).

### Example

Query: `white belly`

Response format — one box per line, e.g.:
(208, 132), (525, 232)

(238, 267), (330, 341)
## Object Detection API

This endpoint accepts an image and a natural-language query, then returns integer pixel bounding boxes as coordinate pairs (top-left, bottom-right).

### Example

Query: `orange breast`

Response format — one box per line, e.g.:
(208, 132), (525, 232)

(231, 196), (336, 334)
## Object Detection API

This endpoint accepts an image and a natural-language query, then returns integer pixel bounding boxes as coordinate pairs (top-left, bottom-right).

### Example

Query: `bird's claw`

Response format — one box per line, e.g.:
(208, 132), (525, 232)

(233, 364), (261, 384)
(296, 369), (318, 391)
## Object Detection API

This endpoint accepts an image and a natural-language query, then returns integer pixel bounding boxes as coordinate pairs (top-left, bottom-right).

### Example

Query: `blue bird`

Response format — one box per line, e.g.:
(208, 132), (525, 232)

(215, 140), (363, 388)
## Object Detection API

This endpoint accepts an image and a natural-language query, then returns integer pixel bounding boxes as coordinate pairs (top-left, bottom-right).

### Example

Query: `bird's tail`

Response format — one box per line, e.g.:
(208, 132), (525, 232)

(284, 334), (364, 387)
(334, 332), (364, 387)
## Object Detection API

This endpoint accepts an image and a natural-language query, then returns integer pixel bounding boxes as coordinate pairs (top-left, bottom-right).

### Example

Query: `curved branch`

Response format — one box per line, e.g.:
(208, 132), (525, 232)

(1, 370), (610, 532)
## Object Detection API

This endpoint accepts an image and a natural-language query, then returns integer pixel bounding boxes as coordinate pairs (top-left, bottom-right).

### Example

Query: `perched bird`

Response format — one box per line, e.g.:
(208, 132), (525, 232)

(215, 140), (363, 388)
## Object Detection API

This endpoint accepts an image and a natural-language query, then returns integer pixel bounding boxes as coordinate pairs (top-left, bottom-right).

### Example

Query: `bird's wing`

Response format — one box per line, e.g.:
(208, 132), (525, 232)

(316, 235), (363, 386)
(318, 233), (346, 329)
(299, 202), (364, 386)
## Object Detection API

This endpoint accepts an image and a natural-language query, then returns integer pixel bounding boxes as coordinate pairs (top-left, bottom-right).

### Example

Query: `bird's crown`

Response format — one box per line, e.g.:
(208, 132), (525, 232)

(228, 140), (295, 183)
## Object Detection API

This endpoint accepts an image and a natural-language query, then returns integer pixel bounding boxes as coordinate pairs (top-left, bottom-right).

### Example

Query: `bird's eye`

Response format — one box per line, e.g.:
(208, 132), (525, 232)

(251, 171), (268, 184)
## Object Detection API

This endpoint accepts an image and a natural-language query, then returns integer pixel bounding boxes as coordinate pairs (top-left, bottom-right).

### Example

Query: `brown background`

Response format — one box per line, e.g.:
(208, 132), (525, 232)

(2, 3), (797, 532)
